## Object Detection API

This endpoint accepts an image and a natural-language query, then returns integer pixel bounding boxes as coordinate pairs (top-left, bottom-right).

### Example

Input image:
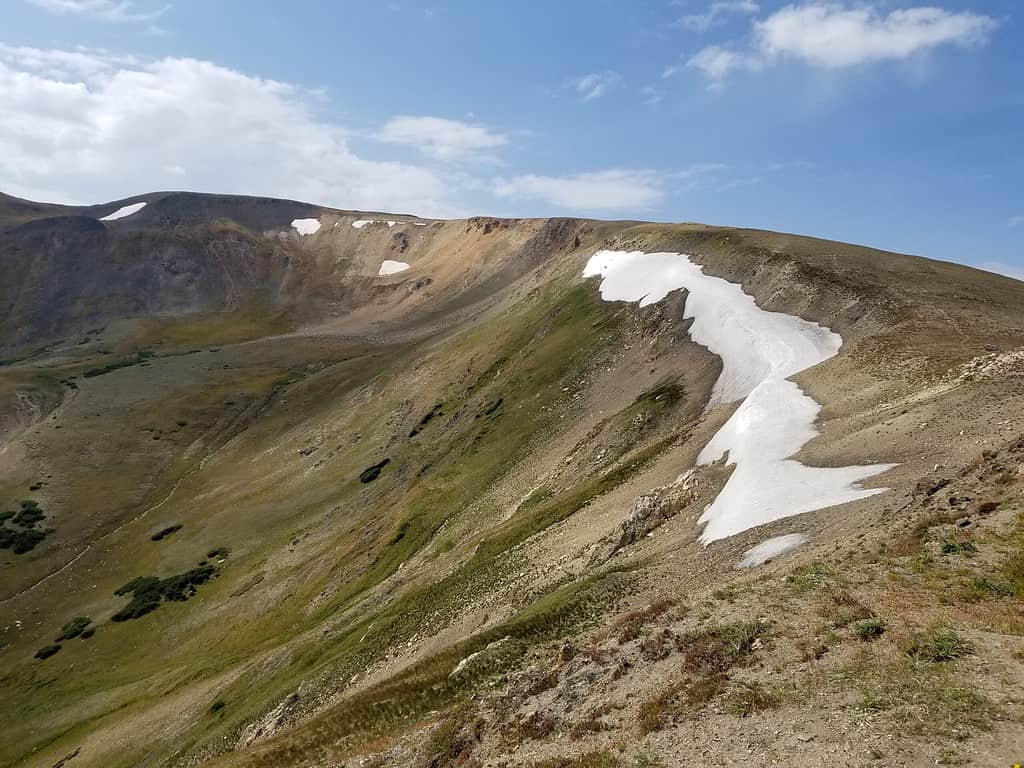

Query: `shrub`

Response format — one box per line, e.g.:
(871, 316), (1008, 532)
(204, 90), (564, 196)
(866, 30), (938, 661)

(112, 565), (217, 621)
(12, 505), (45, 528)
(941, 541), (978, 555)
(906, 628), (973, 663)
(2, 527), (48, 554)
(853, 617), (885, 640)
(359, 458), (391, 484)
(151, 524), (183, 541)
(56, 617), (91, 641)
(35, 644), (61, 660)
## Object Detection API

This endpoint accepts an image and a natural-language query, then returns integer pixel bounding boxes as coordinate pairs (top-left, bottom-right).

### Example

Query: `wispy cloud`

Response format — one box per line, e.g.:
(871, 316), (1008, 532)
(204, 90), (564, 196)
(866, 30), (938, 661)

(571, 71), (622, 102)
(678, 0), (759, 32)
(26, 0), (168, 23)
(375, 116), (508, 161)
(641, 86), (663, 105)
(493, 164), (723, 212)
(679, 2), (998, 88)
(494, 169), (664, 211)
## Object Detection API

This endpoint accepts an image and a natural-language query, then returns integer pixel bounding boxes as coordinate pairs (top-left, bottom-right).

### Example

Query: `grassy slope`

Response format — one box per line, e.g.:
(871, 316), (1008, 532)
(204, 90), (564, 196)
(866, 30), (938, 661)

(0, 270), (702, 768)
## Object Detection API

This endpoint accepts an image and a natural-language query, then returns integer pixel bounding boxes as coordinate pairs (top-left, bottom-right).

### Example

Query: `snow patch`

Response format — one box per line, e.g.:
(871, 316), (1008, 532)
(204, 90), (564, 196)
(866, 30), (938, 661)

(291, 218), (321, 236)
(99, 202), (146, 221)
(737, 534), (809, 568)
(378, 260), (410, 276)
(584, 250), (896, 543)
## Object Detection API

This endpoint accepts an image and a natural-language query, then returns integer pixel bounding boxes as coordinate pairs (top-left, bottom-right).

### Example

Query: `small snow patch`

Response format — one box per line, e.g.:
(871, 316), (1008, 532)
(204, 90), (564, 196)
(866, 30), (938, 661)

(291, 218), (321, 236)
(378, 260), (410, 276)
(737, 534), (809, 569)
(352, 220), (377, 229)
(100, 202), (146, 221)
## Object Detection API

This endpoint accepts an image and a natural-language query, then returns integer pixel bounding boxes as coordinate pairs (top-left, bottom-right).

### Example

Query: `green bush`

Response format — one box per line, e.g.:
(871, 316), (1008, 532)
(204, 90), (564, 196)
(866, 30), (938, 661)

(853, 617), (886, 640)
(941, 541), (978, 555)
(151, 524), (183, 541)
(56, 617), (91, 641)
(112, 565), (217, 621)
(359, 459), (391, 484)
(34, 644), (61, 660)
(906, 628), (973, 663)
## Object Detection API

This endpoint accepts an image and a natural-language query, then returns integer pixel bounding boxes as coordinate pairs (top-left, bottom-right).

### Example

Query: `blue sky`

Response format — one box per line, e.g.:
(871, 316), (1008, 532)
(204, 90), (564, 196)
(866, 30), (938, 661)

(1, 1), (1021, 278)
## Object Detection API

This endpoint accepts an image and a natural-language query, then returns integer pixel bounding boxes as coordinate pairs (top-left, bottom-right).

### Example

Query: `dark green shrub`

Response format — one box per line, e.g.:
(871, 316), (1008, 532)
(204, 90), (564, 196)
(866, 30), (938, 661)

(206, 547), (230, 559)
(359, 459), (391, 484)
(151, 524), (183, 541)
(35, 644), (61, 660)
(409, 403), (444, 437)
(56, 617), (91, 641)
(112, 565), (218, 621)
(2, 528), (48, 554)
(12, 506), (45, 528)
(80, 627), (95, 639)
(941, 541), (978, 555)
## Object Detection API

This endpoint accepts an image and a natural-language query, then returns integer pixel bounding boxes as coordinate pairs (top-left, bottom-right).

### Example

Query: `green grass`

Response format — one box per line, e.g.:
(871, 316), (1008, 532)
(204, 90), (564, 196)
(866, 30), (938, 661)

(905, 628), (973, 663)
(239, 569), (633, 767)
(841, 656), (993, 737)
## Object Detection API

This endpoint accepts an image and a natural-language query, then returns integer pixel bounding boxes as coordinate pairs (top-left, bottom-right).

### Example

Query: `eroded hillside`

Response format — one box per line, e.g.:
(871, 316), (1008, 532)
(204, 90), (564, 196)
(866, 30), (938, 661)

(0, 193), (1022, 768)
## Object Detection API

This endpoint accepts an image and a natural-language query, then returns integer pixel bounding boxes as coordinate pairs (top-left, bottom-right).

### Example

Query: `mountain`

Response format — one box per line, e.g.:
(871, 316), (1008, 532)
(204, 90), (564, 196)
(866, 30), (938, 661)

(1, 191), (1022, 768)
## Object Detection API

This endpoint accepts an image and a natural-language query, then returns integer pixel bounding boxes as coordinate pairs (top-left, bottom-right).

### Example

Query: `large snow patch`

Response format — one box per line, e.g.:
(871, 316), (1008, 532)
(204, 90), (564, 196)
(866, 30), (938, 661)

(99, 202), (146, 221)
(291, 218), (321, 236)
(584, 250), (896, 543)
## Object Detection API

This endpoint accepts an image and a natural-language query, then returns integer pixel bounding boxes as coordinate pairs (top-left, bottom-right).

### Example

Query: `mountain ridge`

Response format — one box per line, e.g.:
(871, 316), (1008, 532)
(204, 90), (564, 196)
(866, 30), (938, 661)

(0, 190), (1022, 768)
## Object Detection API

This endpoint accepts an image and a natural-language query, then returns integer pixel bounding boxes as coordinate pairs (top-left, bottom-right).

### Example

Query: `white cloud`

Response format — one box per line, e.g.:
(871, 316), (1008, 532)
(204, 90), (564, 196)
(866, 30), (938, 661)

(0, 47), (460, 215)
(756, 3), (997, 69)
(641, 85), (663, 105)
(27, 0), (167, 23)
(685, 2), (997, 86)
(679, 1), (759, 32)
(493, 170), (666, 211)
(686, 45), (761, 84)
(375, 115), (508, 161)
(572, 71), (621, 102)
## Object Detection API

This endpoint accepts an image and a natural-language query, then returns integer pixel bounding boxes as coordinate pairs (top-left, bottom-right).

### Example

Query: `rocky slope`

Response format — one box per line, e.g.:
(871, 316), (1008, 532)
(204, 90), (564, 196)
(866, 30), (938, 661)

(0, 192), (1022, 768)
